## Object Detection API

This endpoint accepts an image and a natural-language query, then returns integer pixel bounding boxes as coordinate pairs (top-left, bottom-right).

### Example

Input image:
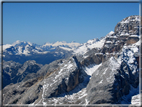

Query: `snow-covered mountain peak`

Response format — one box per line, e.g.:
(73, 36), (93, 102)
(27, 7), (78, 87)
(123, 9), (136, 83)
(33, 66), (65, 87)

(12, 40), (24, 46)
(43, 42), (53, 47)
(27, 42), (33, 46)
(2, 40), (81, 59)
(74, 37), (105, 55)
(12, 40), (33, 47)
(0, 44), (12, 53)
(120, 15), (140, 24)
(114, 15), (139, 36)
(52, 41), (68, 46)
(106, 31), (114, 37)
(12, 40), (21, 45)
(42, 41), (81, 50)
(52, 41), (80, 47)
(86, 38), (99, 45)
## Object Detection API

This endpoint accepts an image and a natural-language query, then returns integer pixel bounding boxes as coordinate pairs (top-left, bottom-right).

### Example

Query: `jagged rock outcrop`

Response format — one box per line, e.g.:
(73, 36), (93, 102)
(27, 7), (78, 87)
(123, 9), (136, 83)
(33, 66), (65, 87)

(3, 61), (22, 88)
(3, 60), (43, 88)
(114, 15), (139, 35)
(41, 56), (87, 104)
(101, 16), (140, 55)
(86, 46), (139, 104)
(2, 56), (88, 104)
(81, 53), (105, 67)
(3, 77), (43, 104)
(126, 36), (139, 45)
(86, 57), (121, 104)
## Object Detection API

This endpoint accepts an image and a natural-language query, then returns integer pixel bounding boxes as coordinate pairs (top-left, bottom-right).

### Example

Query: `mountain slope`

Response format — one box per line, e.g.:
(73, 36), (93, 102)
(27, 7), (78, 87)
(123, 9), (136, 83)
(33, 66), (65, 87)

(74, 37), (105, 55)
(2, 60), (43, 88)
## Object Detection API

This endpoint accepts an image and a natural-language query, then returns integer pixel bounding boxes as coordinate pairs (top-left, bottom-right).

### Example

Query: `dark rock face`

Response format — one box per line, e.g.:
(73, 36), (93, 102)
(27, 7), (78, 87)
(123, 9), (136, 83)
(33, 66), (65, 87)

(42, 56), (86, 100)
(126, 36), (139, 45)
(3, 60), (43, 88)
(81, 54), (103, 66)
(101, 15), (140, 55)
(120, 47), (139, 88)
(102, 34), (139, 55)
(3, 61), (22, 88)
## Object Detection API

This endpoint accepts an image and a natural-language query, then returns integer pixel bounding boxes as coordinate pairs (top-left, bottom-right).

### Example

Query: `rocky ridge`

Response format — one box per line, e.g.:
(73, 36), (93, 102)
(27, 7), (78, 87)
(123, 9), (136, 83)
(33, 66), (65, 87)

(2, 60), (43, 88)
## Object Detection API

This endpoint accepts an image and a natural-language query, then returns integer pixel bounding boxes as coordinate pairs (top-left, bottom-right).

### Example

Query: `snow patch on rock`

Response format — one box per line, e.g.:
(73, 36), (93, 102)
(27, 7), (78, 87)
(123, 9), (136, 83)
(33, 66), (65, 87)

(74, 37), (105, 55)
(83, 63), (102, 76)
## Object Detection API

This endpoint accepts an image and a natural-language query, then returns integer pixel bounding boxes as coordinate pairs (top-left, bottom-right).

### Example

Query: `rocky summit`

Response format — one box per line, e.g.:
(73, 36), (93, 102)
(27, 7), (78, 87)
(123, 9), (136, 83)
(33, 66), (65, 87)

(2, 15), (141, 106)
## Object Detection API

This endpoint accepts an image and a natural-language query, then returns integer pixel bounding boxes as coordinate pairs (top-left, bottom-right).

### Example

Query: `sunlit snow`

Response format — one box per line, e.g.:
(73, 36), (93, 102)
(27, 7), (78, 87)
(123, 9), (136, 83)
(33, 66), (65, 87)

(84, 63), (102, 76)
(74, 37), (105, 55)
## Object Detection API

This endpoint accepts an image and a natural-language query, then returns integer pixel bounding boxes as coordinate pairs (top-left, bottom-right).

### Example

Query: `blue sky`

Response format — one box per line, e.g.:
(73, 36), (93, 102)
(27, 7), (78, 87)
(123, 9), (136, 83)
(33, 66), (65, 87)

(3, 3), (139, 45)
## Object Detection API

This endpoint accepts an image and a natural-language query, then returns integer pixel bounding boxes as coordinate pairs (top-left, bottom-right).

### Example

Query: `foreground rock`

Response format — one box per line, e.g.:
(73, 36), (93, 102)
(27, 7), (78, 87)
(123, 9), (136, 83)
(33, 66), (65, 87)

(2, 56), (88, 104)
(86, 45), (139, 104)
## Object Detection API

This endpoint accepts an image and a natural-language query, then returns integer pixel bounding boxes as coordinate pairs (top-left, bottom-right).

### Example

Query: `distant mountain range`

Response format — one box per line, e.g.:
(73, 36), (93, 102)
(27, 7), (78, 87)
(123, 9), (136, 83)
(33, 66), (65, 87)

(1, 41), (81, 64)
(1, 36), (108, 65)
(2, 15), (141, 106)
(2, 40), (81, 54)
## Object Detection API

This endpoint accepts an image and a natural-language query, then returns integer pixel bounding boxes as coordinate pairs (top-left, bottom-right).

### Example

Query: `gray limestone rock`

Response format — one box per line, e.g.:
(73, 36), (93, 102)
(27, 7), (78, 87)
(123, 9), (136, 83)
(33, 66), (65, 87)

(86, 57), (121, 104)
(3, 60), (43, 88)
(86, 52), (139, 104)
